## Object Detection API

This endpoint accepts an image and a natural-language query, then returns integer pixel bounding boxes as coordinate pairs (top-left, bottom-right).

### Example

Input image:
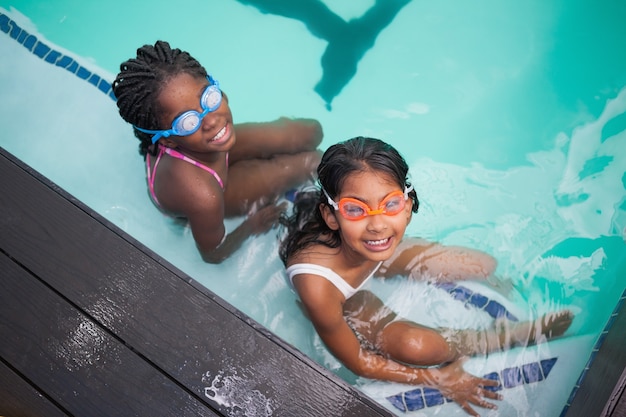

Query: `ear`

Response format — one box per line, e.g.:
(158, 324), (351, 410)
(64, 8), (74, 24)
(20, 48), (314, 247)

(405, 199), (414, 224)
(159, 137), (178, 149)
(320, 204), (340, 231)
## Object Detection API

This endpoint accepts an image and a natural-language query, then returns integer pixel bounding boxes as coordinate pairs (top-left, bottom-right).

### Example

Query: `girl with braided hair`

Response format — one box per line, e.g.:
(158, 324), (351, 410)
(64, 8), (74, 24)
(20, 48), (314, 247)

(113, 40), (322, 263)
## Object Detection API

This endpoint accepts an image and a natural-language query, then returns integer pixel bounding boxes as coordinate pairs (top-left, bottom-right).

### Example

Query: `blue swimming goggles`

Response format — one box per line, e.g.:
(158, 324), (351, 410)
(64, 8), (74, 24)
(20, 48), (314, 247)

(135, 75), (222, 144)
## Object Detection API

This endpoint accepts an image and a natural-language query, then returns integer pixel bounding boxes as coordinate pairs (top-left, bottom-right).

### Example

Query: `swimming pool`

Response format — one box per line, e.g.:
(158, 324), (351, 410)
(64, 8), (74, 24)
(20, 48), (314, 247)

(1, 1), (625, 416)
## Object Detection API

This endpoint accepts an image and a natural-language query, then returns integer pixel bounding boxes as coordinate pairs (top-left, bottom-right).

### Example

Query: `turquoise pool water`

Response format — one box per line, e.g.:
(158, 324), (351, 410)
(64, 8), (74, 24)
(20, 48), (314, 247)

(1, 2), (625, 416)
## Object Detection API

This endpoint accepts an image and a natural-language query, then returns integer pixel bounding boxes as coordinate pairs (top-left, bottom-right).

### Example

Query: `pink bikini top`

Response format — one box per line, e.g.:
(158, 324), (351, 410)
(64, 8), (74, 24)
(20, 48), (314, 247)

(146, 144), (228, 208)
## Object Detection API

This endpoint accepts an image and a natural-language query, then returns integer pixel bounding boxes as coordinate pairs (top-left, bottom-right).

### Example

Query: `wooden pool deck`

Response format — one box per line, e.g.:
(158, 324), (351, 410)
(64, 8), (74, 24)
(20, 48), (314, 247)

(0, 146), (624, 417)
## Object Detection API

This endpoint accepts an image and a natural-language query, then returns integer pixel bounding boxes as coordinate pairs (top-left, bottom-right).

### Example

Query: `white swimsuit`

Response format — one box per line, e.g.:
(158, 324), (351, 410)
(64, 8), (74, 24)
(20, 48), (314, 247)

(287, 261), (391, 354)
(286, 262), (382, 300)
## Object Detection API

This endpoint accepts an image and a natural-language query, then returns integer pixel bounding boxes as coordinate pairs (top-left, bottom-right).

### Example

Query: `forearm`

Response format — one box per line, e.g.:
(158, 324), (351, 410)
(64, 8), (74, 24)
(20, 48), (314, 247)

(199, 220), (253, 264)
(357, 355), (504, 416)
(348, 350), (442, 387)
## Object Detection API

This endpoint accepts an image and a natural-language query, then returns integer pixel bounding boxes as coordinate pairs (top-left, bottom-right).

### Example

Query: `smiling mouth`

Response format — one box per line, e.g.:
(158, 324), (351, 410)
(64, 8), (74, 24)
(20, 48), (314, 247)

(366, 237), (390, 246)
(210, 125), (228, 142)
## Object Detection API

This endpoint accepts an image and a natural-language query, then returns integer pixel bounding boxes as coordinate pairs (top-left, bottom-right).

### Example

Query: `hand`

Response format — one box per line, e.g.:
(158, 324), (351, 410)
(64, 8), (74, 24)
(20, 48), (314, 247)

(431, 357), (501, 416)
(246, 202), (287, 235)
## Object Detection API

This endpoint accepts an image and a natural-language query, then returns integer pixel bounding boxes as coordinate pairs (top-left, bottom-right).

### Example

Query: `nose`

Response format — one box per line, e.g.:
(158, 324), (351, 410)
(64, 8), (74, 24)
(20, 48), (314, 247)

(199, 109), (218, 131)
(366, 213), (388, 233)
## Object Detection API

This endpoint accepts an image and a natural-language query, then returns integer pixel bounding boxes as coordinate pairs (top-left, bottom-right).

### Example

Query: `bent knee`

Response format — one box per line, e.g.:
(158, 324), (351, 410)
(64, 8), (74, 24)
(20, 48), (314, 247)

(272, 150), (321, 178)
(383, 323), (452, 366)
(281, 117), (323, 149)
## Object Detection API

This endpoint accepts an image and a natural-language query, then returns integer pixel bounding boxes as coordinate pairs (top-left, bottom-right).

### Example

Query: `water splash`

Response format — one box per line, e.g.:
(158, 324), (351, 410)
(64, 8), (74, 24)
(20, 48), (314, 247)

(202, 364), (274, 417)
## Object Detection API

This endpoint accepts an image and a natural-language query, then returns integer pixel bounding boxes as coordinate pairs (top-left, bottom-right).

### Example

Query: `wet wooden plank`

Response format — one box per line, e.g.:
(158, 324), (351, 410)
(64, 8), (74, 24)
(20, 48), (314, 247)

(612, 383), (626, 417)
(0, 252), (220, 417)
(0, 360), (68, 417)
(0, 148), (390, 416)
(564, 297), (626, 417)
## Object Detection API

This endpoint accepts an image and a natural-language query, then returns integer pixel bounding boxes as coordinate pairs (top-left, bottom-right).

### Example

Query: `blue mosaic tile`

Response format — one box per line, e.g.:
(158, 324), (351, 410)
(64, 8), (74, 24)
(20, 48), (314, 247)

(23, 34), (37, 51)
(449, 286), (473, 302)
(434, 283), (519, 321)
(423, 387), (445, 407)
(386, 393), (406, 412)
(404, 388), (425, 411)
(522, 362), (543, 383)
(434, 282), (456, 292)
(33, 41), (51, 58)
(87, 73), (101, 87)
(504, 311), (518, 320)
(1, 12), (116, 102)
(0, 13), (10, 33)
(540, 357), (557, 377)
(76, 66), (91, 80)
(56, 55), (74, 69)
(483, 371), (503, 392)
(387, 357), (558, 413)
(469, 291), (489, 308)
(9, 20), (21, 39)
(17, 28), (28, 43)
(98, 79), (112, 94)
(66, 60), (79, 74)
(502, 366), (524, 388)
(45, 49), (62, 64)
(484, 299), (519, 321)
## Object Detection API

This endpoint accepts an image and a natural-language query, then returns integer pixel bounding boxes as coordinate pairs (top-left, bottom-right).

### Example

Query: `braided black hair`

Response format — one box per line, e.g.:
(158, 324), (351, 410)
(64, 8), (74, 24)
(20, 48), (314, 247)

(112, 40), (207, 158)
(279, 136), (419, 265)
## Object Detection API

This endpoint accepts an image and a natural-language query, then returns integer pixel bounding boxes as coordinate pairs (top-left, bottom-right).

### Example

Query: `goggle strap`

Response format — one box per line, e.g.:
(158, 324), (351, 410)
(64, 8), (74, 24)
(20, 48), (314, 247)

(134, 126), (167, 144)
(135, 125), (160, 134)
(132, 75), (221, 144)
(321, 187), (338, 210)
(404, 184), (414, 199)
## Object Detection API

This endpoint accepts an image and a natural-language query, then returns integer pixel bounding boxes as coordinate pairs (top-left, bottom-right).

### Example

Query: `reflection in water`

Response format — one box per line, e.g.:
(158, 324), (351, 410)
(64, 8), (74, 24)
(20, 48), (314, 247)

(236, 0), (412, 109)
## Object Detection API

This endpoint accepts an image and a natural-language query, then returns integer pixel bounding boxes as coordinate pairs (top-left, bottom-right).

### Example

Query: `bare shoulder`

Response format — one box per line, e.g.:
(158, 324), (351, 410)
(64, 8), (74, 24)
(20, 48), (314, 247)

(156, 158), (224, 218)
(288, 242), (341, 270)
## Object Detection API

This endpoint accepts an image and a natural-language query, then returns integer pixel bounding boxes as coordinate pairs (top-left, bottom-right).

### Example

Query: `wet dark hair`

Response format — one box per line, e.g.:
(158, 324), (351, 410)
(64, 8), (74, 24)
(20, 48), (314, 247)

(112, 40), (207, 158)
(279, 136), (419, 265)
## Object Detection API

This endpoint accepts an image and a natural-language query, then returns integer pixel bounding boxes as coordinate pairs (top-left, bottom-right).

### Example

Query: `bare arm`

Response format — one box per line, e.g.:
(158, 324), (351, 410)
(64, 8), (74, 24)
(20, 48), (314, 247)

(160, 165), (285, 263)
(194, 203), (286, 264)
(294, 275), (500, 416)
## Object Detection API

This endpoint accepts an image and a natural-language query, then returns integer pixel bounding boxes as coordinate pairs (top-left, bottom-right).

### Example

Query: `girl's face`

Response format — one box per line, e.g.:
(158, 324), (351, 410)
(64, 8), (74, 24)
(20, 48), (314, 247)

(157, 72), (235, 154)
(322, 170), (413, 264)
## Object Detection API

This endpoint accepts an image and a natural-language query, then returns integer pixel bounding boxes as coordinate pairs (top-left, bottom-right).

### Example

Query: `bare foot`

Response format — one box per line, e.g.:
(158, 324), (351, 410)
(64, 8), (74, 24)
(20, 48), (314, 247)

(507, 310), (574, 346)
(439, 310), (575, 357)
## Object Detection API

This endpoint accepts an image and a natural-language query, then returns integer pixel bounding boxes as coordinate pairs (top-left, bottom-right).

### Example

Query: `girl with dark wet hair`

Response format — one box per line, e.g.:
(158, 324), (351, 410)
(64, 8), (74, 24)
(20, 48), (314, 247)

(280, 136), (573, 416)
(113, 40), (322, 263)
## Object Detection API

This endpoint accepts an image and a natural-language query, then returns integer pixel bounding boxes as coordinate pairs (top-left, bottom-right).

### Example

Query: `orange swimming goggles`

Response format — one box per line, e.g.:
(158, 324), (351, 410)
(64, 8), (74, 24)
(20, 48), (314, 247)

(323, 185), (413, 221)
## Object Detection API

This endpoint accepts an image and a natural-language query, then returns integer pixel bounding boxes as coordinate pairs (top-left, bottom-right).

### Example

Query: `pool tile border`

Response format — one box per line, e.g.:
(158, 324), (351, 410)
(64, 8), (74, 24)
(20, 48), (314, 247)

(1, 11), (116, 101)
(386, 357), (559, 413)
